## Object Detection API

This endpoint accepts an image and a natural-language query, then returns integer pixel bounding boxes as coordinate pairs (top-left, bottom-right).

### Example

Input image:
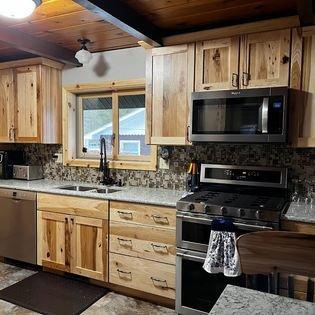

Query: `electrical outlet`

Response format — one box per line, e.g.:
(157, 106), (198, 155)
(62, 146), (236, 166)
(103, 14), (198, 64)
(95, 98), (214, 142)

(55, 153), (63, 164)
(159, 157), (170, 170)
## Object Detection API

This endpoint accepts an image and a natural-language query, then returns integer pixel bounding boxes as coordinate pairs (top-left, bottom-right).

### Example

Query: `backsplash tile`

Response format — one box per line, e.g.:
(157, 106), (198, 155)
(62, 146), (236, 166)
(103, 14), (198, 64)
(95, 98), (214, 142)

(8, 143), (314, 192)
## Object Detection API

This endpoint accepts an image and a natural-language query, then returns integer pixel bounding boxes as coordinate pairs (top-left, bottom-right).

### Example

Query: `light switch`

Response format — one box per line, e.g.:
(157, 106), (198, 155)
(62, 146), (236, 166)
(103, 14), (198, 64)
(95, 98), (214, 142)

(159, 157), (170, 170)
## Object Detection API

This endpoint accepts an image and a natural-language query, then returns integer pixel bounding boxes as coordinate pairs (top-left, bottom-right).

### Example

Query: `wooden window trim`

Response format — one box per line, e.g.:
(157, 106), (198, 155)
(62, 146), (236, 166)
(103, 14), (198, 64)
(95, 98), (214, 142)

(62, 79), (157, 171)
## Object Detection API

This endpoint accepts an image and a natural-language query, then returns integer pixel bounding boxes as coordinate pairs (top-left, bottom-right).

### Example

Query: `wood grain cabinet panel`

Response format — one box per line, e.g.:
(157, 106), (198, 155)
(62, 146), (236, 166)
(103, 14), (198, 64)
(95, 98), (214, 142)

(146, 44), (194, 145)
(110, 201), (176, 229)
(195, 37), (240, 91)
(110, 221), (176, 264)
(0, 69), (15, 142)
(109, 253), (175, 299)
(240, 29), (291, 88)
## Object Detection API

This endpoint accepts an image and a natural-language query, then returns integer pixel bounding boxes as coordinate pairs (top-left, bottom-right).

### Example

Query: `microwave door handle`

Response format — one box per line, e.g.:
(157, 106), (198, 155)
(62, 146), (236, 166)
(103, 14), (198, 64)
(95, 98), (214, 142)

(261, 97), (269, 134)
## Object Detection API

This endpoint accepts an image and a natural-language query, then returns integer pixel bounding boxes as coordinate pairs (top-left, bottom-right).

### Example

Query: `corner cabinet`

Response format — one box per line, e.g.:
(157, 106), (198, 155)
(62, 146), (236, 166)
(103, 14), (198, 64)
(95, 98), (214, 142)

(146, 44), (194, 145)
(0, 58), (63, 144)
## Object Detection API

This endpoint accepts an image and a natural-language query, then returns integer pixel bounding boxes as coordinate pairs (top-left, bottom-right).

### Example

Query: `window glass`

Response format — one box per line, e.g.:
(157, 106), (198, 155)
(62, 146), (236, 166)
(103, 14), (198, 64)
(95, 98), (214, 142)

(82, 96), (112, 156)
(118, 94), (151, 156)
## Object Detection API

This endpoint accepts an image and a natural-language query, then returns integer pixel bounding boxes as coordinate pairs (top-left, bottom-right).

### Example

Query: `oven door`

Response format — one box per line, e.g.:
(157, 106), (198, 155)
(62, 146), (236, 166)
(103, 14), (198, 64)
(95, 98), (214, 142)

(176, 248), (245, 315)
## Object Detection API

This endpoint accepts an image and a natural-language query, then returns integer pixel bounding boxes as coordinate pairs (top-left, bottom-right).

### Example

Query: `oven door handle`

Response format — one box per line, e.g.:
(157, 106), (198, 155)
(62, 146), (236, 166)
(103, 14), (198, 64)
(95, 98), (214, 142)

(177, 252), (205, 263)
(177, 213), (274, 231)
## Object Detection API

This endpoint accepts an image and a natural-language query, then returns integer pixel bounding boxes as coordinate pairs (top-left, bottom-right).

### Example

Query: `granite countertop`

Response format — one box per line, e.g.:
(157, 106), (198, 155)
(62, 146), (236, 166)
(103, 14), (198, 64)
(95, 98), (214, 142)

(0, 179), (185, 207)
(282, 202), (315, 224)
(210, 285), (315, 315)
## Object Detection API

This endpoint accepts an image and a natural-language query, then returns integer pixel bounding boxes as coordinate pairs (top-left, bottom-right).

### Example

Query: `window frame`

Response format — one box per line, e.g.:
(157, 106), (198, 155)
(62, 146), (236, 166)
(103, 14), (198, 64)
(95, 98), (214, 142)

(62, 79), (157, 171)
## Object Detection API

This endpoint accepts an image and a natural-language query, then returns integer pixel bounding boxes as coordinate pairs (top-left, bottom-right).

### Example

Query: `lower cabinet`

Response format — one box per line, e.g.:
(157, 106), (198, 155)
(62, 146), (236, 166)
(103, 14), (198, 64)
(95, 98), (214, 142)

(37, 210), (108, 281)
(109, 253), (175, 299)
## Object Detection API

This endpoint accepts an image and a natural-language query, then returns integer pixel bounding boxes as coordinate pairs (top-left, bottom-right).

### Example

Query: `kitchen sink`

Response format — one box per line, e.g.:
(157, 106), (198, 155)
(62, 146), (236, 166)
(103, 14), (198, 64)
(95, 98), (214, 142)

(94, 188), (120, 194)
(57, 185), (96, 192)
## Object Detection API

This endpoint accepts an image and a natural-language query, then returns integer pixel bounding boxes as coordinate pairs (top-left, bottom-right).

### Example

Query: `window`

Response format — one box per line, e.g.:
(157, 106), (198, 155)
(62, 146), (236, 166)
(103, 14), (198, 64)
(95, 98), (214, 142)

(63, 80), (156, 171)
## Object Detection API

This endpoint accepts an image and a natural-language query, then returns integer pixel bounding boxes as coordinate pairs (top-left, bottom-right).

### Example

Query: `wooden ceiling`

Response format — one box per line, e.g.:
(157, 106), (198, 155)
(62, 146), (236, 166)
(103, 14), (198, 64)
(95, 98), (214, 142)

(0, 0), (305, 63)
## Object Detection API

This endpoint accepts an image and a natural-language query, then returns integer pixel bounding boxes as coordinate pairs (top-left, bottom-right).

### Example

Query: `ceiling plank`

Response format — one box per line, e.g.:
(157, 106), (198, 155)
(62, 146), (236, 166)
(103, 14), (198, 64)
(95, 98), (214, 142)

(297, 0), (315, 26)
(0, 25), (80, 66)
(73, 0), (163, 46)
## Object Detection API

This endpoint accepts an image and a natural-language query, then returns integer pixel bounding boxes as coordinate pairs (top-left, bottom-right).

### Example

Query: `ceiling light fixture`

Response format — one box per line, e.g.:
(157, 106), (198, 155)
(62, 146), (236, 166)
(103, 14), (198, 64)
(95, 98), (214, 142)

(75, 38), (93, 65)
(0, 0), (42, 19)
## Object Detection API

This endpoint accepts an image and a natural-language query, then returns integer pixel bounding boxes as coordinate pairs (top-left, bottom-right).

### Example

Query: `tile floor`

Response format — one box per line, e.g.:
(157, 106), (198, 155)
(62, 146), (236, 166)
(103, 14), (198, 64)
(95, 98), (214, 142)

(0, 262), (175, 315)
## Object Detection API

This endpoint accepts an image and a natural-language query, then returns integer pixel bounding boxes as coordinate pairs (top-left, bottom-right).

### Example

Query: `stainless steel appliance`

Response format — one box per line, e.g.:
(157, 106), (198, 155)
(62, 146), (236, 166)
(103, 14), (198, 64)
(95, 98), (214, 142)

(13, 165), (43, 180)
(0, 151), (25, 179)
(0, 189), (37, 264)
(190, 87), (288, 143)
(176, 164), (289, 315)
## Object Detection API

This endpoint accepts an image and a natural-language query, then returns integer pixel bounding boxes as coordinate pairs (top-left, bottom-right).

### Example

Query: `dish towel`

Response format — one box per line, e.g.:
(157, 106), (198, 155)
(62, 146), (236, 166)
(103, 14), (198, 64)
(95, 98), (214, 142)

(203, 218), (241, 277)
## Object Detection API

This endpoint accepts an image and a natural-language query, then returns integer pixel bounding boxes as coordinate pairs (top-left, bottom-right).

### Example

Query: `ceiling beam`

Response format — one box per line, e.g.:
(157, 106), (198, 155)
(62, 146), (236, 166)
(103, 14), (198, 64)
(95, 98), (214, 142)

(0, 25), (80, 66)
(73, 0), (163, 47)
(297, 0), (315, 26)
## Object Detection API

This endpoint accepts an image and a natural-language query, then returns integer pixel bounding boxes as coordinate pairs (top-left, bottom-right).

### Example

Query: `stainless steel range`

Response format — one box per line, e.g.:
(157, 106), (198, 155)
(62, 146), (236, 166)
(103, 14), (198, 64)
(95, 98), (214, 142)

(176, 164), (289, 315)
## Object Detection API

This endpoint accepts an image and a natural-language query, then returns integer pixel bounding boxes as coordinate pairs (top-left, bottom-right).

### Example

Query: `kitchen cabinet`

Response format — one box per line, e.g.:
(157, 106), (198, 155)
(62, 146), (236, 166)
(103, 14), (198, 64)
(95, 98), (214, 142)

(146, 44), (194, 145)
(0, 69), (14, 142)
(0, 58), (63, 144)
(37, 194), (108, 281)
(240, 29), (291, 88)
(109, 201), (176, 300)
(195, 37), (240, 91)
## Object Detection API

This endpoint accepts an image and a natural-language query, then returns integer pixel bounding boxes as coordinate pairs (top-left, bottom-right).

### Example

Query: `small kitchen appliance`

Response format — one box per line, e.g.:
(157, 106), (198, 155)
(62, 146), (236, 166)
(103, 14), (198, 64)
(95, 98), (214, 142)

(13, 165), (43, 180)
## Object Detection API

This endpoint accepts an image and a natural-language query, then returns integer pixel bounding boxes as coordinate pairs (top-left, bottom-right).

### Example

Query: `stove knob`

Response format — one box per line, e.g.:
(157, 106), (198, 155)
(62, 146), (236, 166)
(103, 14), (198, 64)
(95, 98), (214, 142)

(239, 209), (246, 217)
(204, 205), (210, 212)
(188, 203), (195, 211)
(220, 206), (228, 216)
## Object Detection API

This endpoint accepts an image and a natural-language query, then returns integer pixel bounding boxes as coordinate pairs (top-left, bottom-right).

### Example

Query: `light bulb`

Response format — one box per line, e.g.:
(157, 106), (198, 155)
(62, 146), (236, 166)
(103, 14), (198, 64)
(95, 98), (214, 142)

(0, 0), (41, 19)
(75, 48), (93, 65)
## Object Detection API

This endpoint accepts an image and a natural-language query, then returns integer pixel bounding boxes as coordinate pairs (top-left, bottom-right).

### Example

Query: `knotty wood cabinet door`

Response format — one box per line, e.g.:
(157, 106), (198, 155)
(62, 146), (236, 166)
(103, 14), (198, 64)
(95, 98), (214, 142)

(70, 216), (107, 281)
(195, 37), (240, 91)
(146, 44), (194, 145)
(240, 29), (291, 88)
(38, 211), (70, 272)
(15, 66), (39, 142)
(0, 69), (15, 142)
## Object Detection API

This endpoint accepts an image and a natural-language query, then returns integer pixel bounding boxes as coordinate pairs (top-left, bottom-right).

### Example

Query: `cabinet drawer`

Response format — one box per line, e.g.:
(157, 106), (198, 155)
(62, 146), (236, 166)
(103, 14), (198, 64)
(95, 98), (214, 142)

(109, 253), (175, 299)
(37, 193), (108, 219)
(110, 221), (176, 264)
(110, 201), (175, 229)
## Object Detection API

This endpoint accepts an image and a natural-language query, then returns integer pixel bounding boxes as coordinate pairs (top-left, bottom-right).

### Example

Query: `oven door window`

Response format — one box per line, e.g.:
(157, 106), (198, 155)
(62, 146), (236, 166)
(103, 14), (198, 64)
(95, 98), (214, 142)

(182, 220), (211, 246)
(181, 258), (245, 312)
(192, 97), (283, 135)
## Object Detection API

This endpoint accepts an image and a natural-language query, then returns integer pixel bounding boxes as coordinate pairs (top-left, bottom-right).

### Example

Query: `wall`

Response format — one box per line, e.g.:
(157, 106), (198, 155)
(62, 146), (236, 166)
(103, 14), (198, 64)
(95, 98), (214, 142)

(62, 47), (146, 85)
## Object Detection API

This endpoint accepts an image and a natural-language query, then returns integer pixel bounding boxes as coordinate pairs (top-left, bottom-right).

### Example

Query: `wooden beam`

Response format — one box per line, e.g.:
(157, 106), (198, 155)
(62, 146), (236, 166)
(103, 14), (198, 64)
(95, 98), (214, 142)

(73, 0), (162, 47)
(163, 16), (300, 46)
(0, 25), (80, 66)
(297, 0), (315, 26)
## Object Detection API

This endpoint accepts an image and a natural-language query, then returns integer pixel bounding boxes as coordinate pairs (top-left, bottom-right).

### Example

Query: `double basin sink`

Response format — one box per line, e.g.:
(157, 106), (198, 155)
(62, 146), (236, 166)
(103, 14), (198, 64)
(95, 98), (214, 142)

(56, 185), (120, 194)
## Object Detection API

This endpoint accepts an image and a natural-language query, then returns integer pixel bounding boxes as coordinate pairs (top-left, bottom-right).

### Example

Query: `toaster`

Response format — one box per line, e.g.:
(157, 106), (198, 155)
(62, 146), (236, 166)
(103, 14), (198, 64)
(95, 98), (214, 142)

(13, 165), (43, 180)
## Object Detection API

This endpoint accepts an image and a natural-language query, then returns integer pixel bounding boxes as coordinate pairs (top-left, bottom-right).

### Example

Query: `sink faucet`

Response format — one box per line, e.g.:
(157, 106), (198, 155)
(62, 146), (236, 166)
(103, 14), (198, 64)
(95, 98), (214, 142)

(99, 137), (113, 186)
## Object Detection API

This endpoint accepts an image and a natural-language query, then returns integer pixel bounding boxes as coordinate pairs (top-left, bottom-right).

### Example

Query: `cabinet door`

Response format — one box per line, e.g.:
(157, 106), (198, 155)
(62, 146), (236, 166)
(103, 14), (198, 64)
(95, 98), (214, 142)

(195, 37), (240, 91)
(71, 216), (107, 281)
(240, 29), (291, 88)
(38, 211), (70, 272)
(0, 69), (15, 142)
(15, 66), (39, 142)
(146, 44), (194, 145)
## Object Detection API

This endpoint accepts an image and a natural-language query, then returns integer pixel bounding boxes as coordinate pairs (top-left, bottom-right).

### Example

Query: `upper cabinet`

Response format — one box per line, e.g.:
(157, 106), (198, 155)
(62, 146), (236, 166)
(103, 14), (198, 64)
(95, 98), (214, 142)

(240, 29), (291, 88)
(146, 44), (194, 145)
(0, 58), (63, 144)
(195, 37), (240, 91)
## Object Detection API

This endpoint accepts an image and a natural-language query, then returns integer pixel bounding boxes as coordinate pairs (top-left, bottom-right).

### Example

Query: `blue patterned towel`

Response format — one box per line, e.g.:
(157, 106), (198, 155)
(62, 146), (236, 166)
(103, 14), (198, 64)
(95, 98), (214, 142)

(203, 219), (241, 277)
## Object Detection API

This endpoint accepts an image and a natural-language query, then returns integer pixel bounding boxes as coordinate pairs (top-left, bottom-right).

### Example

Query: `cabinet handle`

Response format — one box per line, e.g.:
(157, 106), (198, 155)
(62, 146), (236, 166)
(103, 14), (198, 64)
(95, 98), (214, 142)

(242, 72), (249, 86)
(186, 125), (191, 143)
(150, 277), (168, 288)
(117, 211), (133, 219)
(65, 217), (68, 223)
(71, 218), (74, 224)
(232, 73), (239, 87)
(151, 215), (169, 225)
(117, 269), (132, 279)
(9, 128), (13, 141)
(117, 237), (133, 246)
(151, 243), (168, 252)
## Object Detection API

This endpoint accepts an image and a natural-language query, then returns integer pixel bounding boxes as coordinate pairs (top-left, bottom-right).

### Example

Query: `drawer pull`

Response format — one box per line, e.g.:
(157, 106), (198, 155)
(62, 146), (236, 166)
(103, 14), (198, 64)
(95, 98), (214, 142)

(151, 243), (168, 253)
(150, 277), (168, 289)
(117, 211), (133, 219)
(151, 215), (169, 225)
(117, 269), (132, 280)
(117, 237), (133, 247)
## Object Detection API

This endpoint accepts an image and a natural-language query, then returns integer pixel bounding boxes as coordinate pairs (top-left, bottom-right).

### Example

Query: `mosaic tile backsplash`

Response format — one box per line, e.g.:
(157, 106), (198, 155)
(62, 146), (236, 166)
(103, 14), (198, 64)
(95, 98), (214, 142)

(8, 143), (315, 191)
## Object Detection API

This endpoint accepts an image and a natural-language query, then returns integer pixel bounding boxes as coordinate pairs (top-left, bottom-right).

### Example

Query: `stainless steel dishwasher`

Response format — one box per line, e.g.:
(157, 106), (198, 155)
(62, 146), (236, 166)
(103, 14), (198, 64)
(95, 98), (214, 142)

(0, 188), (37, 264)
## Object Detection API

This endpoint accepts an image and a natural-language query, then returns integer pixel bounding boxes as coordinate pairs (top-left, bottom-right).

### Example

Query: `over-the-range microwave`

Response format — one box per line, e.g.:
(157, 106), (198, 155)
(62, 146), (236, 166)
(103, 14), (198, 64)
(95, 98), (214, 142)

(189, 87), (288, 143)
